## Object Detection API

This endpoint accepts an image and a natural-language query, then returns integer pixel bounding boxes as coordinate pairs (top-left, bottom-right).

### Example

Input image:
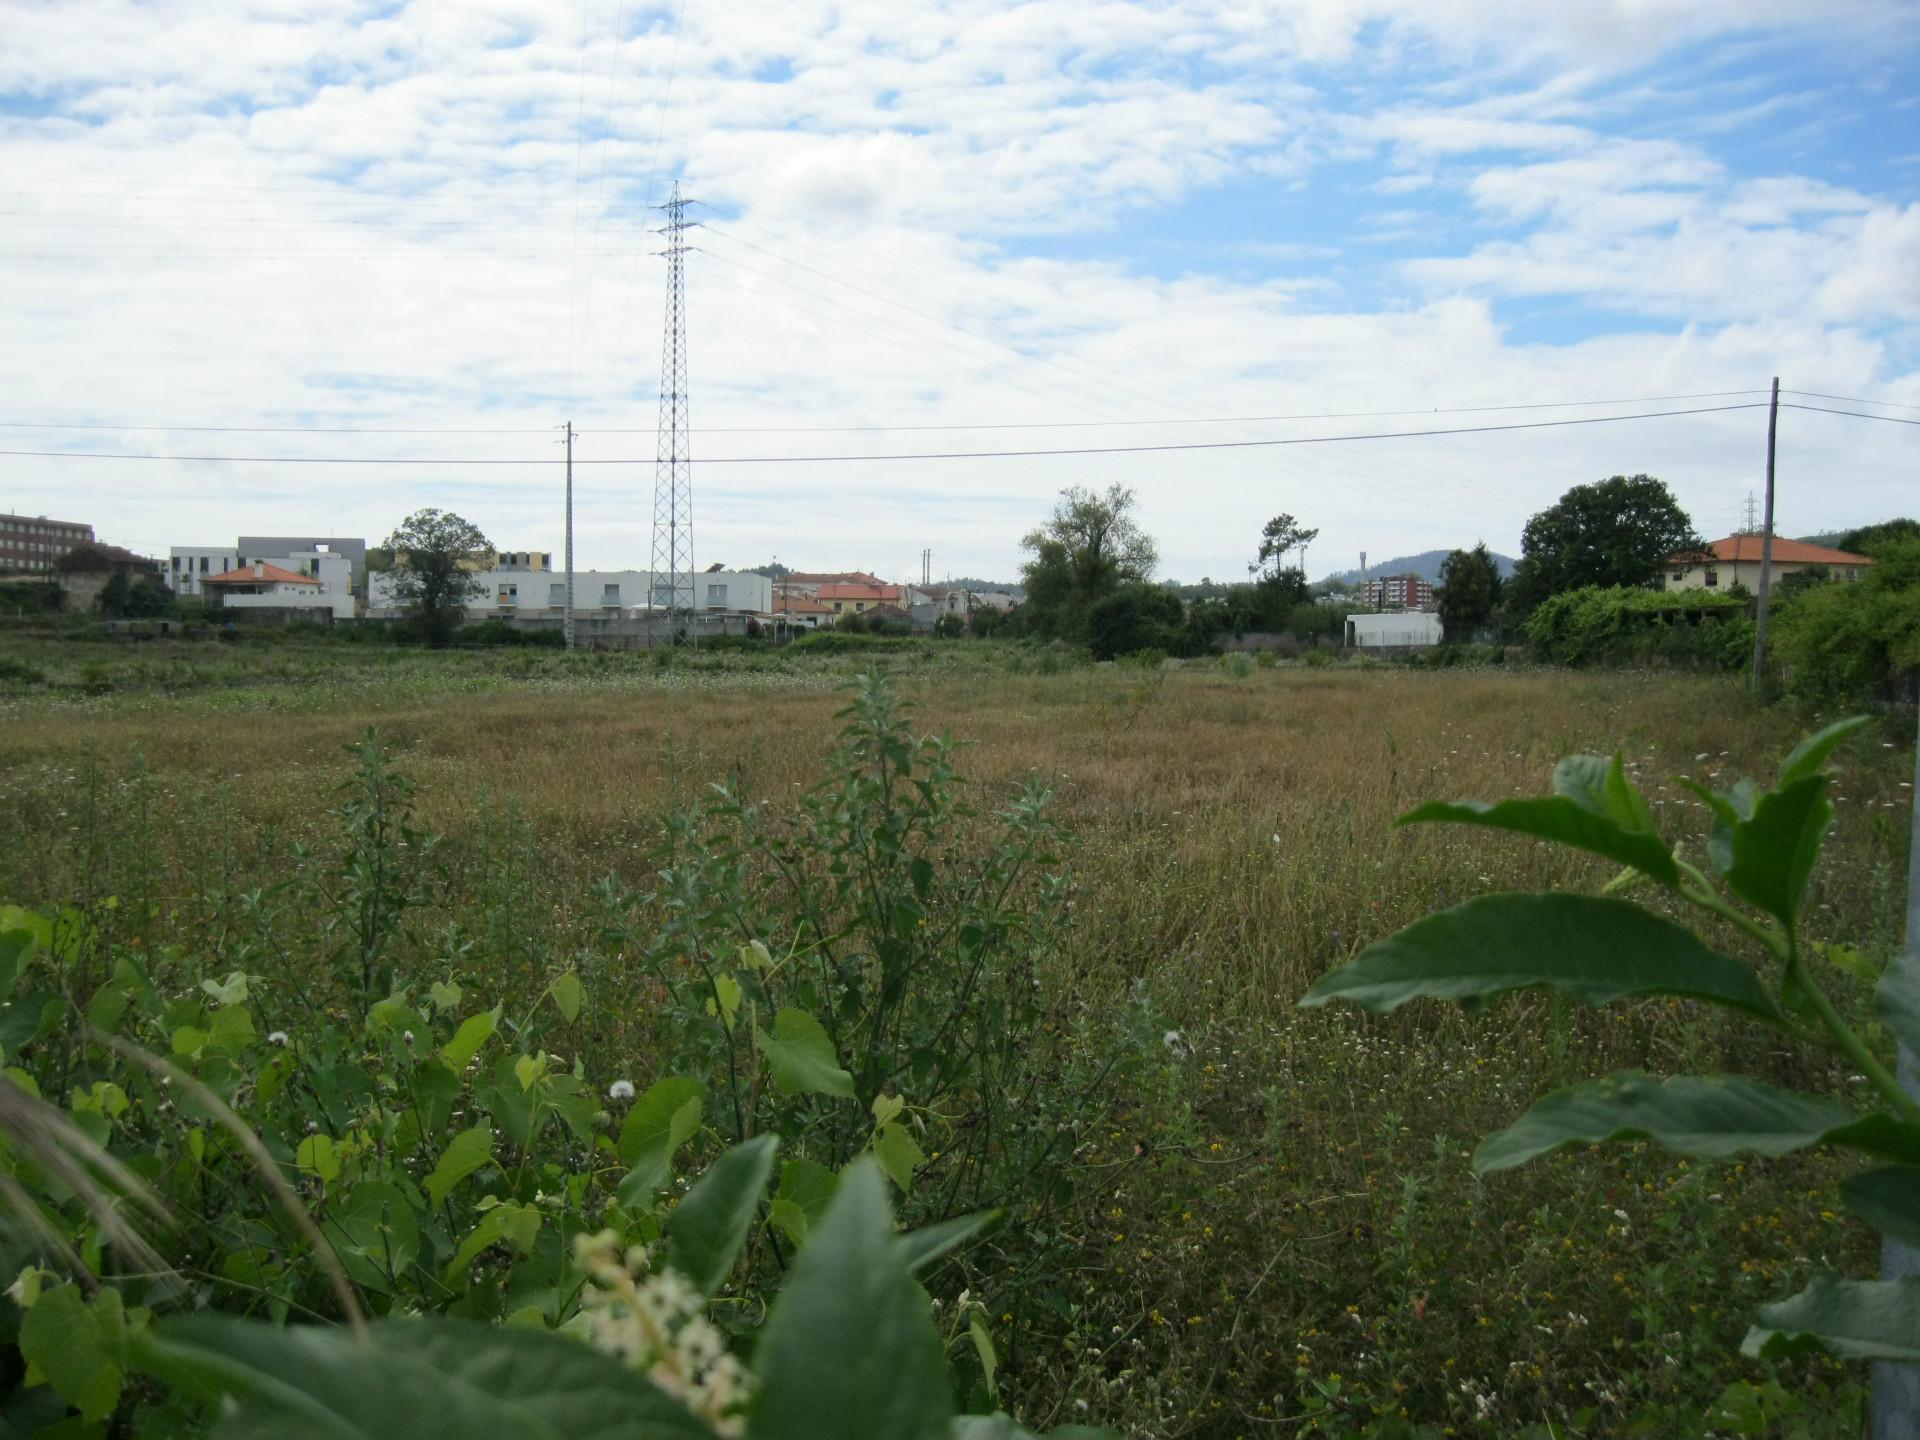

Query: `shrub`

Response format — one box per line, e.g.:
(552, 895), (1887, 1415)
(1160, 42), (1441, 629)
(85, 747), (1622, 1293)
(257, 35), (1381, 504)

(790, 630), (926, 656)
(1773, 538), (1920, 703)
(456, 618), (564, 647)
(1525, 585), (1747, 668)
(1086, 584), (1184, 660)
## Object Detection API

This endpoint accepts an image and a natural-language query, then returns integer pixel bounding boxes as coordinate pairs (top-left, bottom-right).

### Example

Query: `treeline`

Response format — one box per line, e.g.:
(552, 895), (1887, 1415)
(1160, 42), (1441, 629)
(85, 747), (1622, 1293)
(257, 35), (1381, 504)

(1004, 485), (1341, 658)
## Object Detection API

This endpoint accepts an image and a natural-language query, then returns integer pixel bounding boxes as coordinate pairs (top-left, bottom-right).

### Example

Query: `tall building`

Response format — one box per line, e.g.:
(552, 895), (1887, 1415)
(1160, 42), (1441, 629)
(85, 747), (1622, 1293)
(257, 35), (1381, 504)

(1361, 573), (1435, 611)
(0, 512), (94, 573)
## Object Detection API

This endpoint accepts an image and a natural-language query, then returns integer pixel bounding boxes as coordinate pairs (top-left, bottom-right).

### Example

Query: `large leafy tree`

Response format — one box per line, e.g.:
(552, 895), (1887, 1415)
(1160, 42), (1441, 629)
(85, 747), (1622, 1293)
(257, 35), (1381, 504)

(1507, 474), (1697, 614)
(1017, 483), (1158, 639)
(385, 508), (492, 646)
(1437, 542), (1504, 643)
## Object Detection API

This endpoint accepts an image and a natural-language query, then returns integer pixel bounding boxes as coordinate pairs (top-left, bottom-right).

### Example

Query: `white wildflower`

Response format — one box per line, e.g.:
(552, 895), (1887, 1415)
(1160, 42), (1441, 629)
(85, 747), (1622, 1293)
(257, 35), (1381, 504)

(1162, 1030), (1193, 1058)
(267, 1030), (289, 1046)
(573, 1230), (753, 1436)
(608, 1079), (636, 1102)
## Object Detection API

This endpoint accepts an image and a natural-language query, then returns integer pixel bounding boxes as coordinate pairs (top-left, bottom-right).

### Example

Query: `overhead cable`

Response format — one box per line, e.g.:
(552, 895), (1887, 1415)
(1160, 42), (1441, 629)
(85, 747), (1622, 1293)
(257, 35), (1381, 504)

(0, 401), (1769, 465)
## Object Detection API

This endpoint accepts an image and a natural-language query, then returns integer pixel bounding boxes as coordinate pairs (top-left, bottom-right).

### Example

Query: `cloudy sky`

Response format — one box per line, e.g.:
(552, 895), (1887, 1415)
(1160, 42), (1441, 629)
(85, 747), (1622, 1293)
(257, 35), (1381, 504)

(3, 0), (1917, 584)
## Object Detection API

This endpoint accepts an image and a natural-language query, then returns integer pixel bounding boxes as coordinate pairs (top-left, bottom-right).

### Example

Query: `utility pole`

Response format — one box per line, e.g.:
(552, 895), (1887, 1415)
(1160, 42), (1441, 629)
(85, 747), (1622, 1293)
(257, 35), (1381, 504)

(651, 181), (697, 644)
(1750, 377), (1780, 693)
(563, 420), (575, 652)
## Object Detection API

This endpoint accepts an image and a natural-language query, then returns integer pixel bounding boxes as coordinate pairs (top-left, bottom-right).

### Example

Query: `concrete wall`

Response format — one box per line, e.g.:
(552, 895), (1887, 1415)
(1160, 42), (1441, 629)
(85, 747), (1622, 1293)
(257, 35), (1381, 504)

(369, 567), (772, 619)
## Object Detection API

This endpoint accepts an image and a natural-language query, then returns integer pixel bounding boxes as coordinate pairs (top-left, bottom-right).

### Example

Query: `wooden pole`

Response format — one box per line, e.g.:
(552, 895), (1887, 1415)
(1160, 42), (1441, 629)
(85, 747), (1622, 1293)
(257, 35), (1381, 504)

(1750, 377), (1779, 691)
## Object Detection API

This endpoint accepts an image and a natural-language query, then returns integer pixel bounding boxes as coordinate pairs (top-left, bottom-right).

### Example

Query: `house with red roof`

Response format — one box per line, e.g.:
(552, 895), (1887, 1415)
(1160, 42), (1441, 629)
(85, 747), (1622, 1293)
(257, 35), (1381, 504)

(814, 580), (905, 616)
(202, 560), (354, 620)
(1665, 535), (1873, 595)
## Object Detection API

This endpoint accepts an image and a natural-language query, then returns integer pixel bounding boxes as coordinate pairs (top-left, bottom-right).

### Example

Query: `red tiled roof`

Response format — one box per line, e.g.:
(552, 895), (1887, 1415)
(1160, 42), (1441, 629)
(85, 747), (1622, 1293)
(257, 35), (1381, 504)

(774, 595), (833, 613)
(203, 562), (322, 586)
(817, 582), (902, 601)
(1679, 536), (1874, 566)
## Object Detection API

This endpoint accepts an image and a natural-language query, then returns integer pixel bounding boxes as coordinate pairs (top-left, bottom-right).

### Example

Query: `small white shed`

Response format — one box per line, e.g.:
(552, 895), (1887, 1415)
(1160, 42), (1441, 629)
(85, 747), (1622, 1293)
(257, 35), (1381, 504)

(1345, 611), (1443, 648)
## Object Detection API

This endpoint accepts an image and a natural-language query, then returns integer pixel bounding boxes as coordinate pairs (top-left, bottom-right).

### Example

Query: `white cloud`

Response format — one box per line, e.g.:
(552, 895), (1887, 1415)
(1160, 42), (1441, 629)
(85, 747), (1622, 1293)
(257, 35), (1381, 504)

(0, 0), (1915, 580)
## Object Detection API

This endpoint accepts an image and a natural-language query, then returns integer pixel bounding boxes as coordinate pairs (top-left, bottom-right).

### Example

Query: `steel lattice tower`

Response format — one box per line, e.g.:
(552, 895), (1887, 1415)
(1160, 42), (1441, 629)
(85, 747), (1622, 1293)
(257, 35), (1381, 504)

(650, 182), (696, 623)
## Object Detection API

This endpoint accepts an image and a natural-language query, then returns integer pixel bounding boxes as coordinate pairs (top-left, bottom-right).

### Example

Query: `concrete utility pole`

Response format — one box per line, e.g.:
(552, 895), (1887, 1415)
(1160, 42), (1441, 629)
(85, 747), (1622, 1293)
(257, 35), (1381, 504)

(1874, 723), (1920, 1436)
(563, 420), (575, 652)
(1750, 377), (1780, 692)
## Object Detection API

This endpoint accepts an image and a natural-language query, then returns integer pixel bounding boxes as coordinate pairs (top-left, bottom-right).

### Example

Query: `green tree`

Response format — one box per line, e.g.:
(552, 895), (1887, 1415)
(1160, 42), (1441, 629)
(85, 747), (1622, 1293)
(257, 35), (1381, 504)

(1017, 483), (1157, 640)
(1836, 517), (1920, 556)
(1507, 474), (1697, 615)
(385, 509), (492, 646)
(1249, 513), (1318, 621)
(97, 570), (131, 617)
(1086, 583), (1183, 660)
(1437, 542), (1503, 643)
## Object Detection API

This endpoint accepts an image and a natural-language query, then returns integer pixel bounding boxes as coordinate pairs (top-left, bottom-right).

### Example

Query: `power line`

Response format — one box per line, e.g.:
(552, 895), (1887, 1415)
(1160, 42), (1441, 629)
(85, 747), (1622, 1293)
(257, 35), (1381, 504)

(0, 390), (1769, 437)
(1780, 401), (1920, 426)
(0, 402), (1769, 465)
(0, 421), (551, 434)
(1783, 388), (1920, 414)
(582, 389), (1772, 433)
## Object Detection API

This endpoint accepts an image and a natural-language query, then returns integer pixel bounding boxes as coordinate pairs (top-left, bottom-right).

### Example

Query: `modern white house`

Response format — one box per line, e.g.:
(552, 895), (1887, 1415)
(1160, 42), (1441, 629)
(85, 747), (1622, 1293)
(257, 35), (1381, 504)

(170, 540), (359, 613)
(1345, 611), (1443, 648)
(367, 565), (773, 619)
(172, 545), (357, 618)
(201, 556), (356, 620)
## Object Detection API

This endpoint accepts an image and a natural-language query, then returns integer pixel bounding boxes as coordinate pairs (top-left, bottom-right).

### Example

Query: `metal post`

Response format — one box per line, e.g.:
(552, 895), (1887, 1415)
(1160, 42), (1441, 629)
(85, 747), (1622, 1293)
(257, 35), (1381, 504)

(1873, 723), (1920, 1436)
(563, 420), (575, 652)
(1750, 377), (1780, 691)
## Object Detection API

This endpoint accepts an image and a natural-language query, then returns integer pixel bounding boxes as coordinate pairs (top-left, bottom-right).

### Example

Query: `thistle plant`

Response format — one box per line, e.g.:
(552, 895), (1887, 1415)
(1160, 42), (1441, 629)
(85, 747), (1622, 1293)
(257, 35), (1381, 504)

(1303, 716), (1920, 1364)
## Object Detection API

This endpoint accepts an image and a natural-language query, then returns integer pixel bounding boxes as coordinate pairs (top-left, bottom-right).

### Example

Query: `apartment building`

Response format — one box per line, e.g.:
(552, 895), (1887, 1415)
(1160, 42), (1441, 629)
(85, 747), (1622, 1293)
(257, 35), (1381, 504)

(0, 512), (94, 572)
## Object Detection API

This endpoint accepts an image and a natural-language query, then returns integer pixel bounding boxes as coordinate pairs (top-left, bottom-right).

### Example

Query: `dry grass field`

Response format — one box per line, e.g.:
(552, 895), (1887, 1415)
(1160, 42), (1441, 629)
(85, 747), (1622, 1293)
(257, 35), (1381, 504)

(0, 641), (1913, 1435)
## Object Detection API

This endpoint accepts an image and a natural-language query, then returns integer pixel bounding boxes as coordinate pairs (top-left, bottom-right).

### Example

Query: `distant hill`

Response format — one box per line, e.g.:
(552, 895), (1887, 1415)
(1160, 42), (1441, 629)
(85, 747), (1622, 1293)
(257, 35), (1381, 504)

(1321, 549), (1517, 586)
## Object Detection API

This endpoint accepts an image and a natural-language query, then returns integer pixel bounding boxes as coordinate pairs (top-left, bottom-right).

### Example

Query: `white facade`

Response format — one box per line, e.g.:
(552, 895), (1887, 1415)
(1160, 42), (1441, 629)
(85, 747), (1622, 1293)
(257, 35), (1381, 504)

(206, 554), (356, 620)
(168, 547), (242, 597)
(369, 567), (772, 619)
(170, 542), (357, 616)
(1345, 611), (1443, 648)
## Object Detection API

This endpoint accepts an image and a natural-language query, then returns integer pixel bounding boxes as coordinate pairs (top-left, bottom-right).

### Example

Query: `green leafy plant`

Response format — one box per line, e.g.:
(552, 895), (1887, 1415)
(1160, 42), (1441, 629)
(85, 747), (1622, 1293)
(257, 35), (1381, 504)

(1302, 716), (1920, 1363)
(128, 1153), (1097, 1440)
(601, 671), (1077, 1231)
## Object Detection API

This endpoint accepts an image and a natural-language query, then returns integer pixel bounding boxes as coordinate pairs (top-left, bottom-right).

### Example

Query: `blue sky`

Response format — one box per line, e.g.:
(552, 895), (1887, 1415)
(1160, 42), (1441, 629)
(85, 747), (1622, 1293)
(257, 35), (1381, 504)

(1, 0), (1916, 582)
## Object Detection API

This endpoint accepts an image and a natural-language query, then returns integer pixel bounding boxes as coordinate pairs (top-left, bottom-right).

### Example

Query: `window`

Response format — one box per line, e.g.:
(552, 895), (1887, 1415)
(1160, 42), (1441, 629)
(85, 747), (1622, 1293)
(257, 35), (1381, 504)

(602, 583), (621, 605)
(1704, 568), (1718, 588)
(199, 556), (209, 572)
(707, 583), (727, 607)
(549, 583), (566, 606)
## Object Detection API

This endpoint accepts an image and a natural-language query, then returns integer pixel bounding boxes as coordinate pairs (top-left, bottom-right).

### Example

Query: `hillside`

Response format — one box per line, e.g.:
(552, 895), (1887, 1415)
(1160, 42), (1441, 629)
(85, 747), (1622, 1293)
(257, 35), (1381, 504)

(1321, 548), (1517, 586)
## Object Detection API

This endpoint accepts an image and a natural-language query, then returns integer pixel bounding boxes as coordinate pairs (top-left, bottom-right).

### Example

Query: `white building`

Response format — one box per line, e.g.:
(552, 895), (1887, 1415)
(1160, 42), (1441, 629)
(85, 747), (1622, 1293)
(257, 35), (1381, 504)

(169, 540), (359, 613)
(1345, 611), (1443, 648)
(368, 566), (772, 619)
(202, 555), (355, 620)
